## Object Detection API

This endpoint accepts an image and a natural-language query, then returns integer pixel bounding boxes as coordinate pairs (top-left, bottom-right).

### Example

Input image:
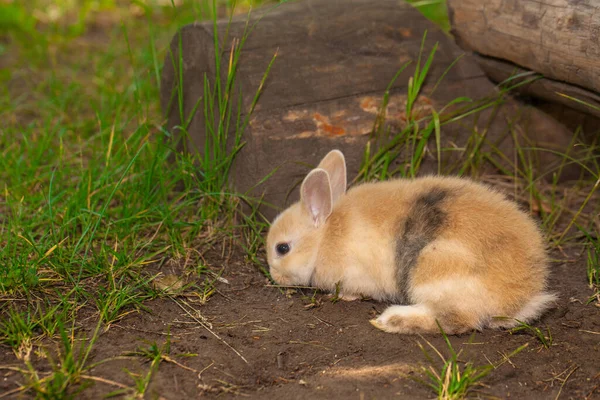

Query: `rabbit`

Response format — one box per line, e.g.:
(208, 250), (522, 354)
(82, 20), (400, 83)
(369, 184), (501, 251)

(265, 149), (556, 334)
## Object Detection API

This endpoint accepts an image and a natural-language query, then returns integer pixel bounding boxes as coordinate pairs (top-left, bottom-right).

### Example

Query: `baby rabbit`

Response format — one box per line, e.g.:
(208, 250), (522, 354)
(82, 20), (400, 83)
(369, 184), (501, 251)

(266, 149), (556, 334)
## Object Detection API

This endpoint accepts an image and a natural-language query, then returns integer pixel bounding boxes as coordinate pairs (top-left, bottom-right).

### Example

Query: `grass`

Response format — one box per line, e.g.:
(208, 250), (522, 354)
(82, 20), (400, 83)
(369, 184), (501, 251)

(0, 0), (598, 398)
(579, 225), (600, 304)
(417, 325), (531, 399)
(355, 36), (549, 183)
(587, 237), (600, 304)
(509, 320), (554, 349)
(19, 322), (100, 398)
(406, 0), (451, 32)
(107, 335), (198, 398)
(0, 307), (39, 359)
(417, 326), (494, 399)
(0, 0), (272, 396)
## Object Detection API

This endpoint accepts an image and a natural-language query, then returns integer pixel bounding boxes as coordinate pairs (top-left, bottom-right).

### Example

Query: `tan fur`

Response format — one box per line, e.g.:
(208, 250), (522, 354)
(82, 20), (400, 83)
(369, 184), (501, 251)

(266, 150), (556, 334)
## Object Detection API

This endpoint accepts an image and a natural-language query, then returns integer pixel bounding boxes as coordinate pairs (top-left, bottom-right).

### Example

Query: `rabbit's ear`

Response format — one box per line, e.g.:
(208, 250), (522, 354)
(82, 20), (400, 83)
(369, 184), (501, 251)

(317, 150), (347, 204)
(301, 168), (333, 227)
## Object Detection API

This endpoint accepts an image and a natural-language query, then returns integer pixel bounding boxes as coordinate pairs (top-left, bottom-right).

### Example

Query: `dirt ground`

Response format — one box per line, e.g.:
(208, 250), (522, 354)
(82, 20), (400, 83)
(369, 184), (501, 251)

(3, 246), (598, 399)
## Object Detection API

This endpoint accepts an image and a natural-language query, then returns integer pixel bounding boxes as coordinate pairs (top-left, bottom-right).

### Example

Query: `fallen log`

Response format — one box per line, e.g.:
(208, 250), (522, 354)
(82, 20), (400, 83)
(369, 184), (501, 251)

(448, 0), (600, 118)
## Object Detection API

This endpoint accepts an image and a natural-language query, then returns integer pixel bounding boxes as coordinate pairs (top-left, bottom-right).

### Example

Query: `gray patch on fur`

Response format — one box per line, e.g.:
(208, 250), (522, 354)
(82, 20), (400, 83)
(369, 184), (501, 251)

(395, 188), (449, 304)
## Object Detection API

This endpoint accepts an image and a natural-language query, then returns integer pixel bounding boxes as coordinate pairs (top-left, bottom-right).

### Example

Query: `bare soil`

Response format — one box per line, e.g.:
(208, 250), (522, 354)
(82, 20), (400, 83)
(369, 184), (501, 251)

(3, 247), (599, 399)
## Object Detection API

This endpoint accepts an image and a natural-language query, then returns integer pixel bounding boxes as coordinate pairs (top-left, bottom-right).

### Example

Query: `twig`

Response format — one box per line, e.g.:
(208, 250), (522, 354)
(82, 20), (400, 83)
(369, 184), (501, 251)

(169, 296), (249, 364)
(0, 366), (25, 372)
(313, 315), (334, 327)
(265, 284), (318, 289)
(80, 374), (129, 389)
(0, 386), (25, 399)
(579, 329), (600, 335)
(555, 365), (579, 400)
(586, 373), (600, 399)
(111, 324), (180, 337)
(141, 220), (164, 250)
(162, 355), (200, 373)
(198, 361), (215, 379)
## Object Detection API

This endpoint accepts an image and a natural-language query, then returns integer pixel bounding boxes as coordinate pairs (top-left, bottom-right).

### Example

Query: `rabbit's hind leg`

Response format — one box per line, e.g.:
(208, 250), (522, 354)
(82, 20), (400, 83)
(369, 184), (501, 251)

(370, 304), (437, 334)
(371, 275), (493, 334)
(370, 301), (480, 335)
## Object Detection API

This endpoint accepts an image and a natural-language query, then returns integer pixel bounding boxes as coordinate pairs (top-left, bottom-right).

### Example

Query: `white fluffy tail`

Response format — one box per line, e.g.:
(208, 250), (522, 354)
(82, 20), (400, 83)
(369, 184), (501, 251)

(490, 292), (558, 329)
(513, 292), (558, 323)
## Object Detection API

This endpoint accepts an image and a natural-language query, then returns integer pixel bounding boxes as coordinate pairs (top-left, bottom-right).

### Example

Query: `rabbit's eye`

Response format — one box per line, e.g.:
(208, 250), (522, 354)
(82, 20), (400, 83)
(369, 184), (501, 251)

(276, 243), (290, 256)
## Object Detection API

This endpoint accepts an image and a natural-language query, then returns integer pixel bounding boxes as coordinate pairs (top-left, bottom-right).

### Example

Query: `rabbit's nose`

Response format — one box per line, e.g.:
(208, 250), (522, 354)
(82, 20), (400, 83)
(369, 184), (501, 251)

(270, 271), (285, 285)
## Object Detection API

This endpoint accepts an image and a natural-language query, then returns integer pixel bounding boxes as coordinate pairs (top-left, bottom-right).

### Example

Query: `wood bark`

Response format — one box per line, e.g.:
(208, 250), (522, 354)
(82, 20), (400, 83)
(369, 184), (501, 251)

(476, 55), (600, 119)
(448, 0), (600, 114)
